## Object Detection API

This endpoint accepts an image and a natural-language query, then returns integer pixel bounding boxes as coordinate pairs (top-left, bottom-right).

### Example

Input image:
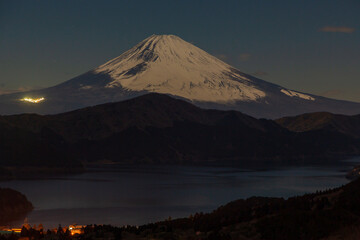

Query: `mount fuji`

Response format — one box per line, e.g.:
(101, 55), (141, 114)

(1, 34), (359, 118)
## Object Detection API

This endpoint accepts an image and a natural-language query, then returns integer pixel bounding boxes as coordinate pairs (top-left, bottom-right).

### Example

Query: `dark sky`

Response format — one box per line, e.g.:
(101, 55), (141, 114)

(1, 0), (359, 102)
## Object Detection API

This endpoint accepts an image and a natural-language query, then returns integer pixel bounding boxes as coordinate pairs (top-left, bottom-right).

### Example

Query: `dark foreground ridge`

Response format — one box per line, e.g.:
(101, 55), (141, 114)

(1, 177), (360, 239)
(0, 188), (33, 225)
(1, 93), (360, 176)
(121, 177), (360, 239)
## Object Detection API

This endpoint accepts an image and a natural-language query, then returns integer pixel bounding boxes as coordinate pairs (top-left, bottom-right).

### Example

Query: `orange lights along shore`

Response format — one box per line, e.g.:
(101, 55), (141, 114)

(0, 228), (22, 233)
(1, 224), (85, 235)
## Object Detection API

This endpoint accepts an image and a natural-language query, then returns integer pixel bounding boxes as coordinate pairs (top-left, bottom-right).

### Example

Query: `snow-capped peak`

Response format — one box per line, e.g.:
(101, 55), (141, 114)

(94, 34), (266, 102)
(4, 34), (360, 119)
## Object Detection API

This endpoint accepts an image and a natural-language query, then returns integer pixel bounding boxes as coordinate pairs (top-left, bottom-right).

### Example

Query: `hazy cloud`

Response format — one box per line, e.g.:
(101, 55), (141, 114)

(320, 89), (344, 98)
(319, 26), (355, 33)
(0, 89), (17, 95)
(214, 53), (252, 63)
(252, 71), (268, 77)
(238, 53), (251, 62)
(0, 86), (33, 95)
(215, 54), (228, 61)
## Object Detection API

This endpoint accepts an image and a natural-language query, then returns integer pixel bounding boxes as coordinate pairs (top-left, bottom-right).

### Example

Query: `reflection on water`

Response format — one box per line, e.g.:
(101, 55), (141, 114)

(1, 158), (358, 229)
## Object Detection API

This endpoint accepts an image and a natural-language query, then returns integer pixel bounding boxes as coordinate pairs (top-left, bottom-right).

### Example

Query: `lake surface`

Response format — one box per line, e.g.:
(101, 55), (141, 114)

(1, 158), (359, 229)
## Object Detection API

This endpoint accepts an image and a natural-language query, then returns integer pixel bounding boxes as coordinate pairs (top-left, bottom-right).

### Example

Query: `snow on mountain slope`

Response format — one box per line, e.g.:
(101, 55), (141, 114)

(94, 35), (266, 102)
(0, 34), (359, 118)
(280, 89), (315, 101)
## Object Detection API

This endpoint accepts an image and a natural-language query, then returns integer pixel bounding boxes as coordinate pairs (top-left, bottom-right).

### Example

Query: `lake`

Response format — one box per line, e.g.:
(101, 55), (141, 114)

(1, 158), (359, 229)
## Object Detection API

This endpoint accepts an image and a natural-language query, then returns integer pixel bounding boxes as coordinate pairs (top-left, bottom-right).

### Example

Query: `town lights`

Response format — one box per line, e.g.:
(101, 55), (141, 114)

(20, 97), (45, 103)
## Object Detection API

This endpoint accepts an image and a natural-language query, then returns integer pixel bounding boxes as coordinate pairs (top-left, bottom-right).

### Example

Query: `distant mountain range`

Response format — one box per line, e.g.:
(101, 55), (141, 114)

(277, 112), (360, 138)
(0, 34), (359, 118)
(1, 94), (359, 171)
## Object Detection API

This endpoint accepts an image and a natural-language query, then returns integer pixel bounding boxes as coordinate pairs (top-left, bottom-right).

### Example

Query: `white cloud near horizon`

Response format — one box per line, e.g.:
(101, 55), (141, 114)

(0, 87), (33, 95)
(320, 89), (344, 98)
(252, 71), (268, 77)
(319, 26), (355, 33)
(238, 53), (251, 62)
(214, 54), (228, 61)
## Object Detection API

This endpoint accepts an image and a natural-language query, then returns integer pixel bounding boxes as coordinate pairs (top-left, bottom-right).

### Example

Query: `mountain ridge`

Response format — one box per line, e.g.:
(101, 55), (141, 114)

(1, 93), (359, 169)
(0, 34), (359, 118)
(0, 93), (283, 143)
(277, 112), (360, 138)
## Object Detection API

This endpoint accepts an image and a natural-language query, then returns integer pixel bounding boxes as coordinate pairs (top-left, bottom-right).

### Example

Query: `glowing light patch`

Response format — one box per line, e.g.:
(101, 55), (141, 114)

(20, 97), (45, 103)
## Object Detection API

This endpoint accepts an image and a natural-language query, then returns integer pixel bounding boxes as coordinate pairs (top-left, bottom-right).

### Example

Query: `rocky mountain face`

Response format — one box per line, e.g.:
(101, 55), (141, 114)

(0, 35), (359, 118)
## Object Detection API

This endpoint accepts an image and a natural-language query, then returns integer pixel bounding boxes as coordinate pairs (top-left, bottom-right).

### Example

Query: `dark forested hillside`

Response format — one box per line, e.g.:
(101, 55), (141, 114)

(0, 188), (33, 225)
(276, 112), (360, 138)
(1, 94), (360, 169)
(114, 177), (360, 240)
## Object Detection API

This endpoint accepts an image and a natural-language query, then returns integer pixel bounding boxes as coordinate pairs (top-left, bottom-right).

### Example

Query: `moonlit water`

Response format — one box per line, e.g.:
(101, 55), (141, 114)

(1, 159), (359, 229)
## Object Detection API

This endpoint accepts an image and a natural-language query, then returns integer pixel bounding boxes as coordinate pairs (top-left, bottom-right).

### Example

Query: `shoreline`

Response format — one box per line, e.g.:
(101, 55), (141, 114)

(0, 160), (358, 228)
(2, 176), (360, 239)
(0, 166), (84, 182)
(1, 157), (359, 181)
(1, 153), (359, 182)
(1, 155), (359, 183)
